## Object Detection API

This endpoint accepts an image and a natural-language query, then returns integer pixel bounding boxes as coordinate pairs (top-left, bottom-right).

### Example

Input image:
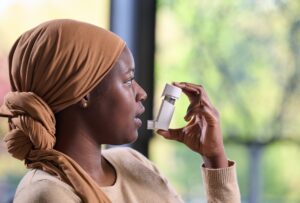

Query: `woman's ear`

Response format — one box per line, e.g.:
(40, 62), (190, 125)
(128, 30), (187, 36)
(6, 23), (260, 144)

(80, 94), (91, 108)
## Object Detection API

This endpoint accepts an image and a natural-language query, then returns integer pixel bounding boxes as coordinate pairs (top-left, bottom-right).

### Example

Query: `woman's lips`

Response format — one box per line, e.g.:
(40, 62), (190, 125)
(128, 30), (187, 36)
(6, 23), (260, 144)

(134, 117), (142, 127)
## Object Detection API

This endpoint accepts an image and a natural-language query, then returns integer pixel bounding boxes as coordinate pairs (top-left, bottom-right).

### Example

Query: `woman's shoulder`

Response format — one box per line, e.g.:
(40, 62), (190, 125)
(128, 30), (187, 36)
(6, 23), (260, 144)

(103, 147), (155, 170)
(103, 147), (146, 160)
(14, 169), (81, 203)
(102, 147), (165, 183)
(102, 147), (184, 202)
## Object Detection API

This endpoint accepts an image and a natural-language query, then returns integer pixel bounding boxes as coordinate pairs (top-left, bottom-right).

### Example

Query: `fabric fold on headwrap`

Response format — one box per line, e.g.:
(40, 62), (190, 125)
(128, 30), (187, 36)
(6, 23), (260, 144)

(0, 19), (126, 203)
(0, 91), (55, 160)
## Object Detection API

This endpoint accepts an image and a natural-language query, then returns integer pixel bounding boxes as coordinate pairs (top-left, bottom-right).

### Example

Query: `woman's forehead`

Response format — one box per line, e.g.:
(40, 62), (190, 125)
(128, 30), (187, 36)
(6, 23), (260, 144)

(116, 46), (135, 74)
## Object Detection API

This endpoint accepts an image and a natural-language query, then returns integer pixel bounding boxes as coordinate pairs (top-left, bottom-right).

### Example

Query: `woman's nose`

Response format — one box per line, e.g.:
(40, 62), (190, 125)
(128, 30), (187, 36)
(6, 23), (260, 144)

(134, 81), (147, 102)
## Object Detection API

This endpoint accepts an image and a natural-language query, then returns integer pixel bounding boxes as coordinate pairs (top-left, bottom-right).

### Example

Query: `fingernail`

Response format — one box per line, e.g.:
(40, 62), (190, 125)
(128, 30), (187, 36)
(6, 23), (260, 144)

(184, 115), (190, 121)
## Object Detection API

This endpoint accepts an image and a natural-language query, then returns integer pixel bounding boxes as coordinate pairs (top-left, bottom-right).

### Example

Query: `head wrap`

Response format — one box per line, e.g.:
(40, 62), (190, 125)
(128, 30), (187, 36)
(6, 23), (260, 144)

(0, 19), (126, 203)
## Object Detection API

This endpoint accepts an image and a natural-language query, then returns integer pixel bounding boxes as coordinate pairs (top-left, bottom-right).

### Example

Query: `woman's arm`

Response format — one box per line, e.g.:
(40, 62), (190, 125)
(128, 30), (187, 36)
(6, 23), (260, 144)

(157, 82), (240, 203)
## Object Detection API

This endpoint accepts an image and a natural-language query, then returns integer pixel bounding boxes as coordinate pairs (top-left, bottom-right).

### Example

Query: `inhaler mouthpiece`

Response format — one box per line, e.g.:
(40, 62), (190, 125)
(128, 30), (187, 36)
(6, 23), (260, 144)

(147, 83), (182, 130)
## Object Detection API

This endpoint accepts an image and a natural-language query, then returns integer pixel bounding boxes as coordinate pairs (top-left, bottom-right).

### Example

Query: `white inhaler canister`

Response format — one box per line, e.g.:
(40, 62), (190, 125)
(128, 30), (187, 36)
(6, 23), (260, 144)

(147, 83), (182, 130)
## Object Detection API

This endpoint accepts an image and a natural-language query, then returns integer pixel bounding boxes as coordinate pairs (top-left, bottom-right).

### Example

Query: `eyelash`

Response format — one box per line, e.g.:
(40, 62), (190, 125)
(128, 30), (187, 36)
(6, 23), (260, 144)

(126, 77), (135, 86)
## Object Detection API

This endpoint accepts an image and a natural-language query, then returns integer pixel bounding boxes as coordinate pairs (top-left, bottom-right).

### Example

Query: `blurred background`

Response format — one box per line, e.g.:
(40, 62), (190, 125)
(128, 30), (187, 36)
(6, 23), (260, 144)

(1, 0), (300, 203)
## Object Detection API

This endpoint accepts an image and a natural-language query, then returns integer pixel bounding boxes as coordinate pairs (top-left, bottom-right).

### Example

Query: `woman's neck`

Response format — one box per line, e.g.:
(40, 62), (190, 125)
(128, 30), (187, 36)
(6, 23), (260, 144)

(54, 128), (116, 186)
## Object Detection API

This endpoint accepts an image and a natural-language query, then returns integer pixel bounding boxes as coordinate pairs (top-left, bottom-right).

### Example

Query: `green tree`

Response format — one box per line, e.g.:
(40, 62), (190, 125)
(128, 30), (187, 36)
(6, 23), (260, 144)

(155, 0), (300, 202)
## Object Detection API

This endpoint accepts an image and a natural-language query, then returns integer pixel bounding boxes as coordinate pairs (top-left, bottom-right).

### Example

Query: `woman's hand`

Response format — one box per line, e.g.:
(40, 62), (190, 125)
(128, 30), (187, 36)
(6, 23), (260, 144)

(157, 82), (228, 168)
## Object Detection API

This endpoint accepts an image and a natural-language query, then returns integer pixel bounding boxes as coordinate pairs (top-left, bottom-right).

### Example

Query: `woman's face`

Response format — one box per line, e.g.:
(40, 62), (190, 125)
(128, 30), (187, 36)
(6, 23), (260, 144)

(85, 46), (147, 145)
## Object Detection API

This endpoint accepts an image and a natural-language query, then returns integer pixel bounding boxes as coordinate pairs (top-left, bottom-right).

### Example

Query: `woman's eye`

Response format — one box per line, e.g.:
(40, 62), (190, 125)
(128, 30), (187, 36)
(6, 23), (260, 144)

(125, 78), (134, 85)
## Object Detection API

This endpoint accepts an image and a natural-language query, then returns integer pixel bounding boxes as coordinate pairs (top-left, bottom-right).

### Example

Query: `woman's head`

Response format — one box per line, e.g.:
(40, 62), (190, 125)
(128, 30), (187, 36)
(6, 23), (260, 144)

(56, 46), (147, 145)
(0, 19), (127, 159)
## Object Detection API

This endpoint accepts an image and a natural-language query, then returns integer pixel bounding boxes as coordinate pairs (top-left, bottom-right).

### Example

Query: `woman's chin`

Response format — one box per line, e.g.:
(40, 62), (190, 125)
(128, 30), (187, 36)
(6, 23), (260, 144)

(106, 130), (139, 145)
(124, 132), (139, 144)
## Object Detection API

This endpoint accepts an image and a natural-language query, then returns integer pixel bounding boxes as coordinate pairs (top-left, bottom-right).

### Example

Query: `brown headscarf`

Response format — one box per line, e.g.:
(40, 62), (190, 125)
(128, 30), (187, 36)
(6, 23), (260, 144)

(0, 19), (125, 202)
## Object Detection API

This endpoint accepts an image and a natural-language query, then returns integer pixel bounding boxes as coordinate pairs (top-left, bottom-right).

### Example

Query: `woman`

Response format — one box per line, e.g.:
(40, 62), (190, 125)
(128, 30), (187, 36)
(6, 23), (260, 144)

(0, 19), (240, 203)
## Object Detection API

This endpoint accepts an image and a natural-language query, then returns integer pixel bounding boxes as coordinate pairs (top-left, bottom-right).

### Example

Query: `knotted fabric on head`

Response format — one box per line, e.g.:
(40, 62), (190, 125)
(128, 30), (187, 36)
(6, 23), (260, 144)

(0, 19), (126, 203)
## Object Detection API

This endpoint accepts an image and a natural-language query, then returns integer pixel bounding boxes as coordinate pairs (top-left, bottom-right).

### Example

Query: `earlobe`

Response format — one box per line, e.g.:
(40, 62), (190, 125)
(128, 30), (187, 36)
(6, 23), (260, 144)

(81, 94), (90, 108)
(82, 100), (88, 108)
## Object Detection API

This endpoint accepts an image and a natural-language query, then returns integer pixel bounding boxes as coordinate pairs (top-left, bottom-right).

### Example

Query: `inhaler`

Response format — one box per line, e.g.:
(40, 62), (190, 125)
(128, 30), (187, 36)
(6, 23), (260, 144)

(147, 84), (182, 130)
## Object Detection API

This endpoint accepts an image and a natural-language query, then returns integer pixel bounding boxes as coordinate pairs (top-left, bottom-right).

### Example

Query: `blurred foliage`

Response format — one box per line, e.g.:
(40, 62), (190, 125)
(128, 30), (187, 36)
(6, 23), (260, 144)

(150, 0), (300, 202)
(155, 0), (300, 140)
(263, 143), (300, 202)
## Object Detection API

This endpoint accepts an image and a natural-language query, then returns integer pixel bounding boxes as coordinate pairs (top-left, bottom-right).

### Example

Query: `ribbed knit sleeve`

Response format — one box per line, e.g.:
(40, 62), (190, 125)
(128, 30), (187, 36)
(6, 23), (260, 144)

(201, 161), (241, 203)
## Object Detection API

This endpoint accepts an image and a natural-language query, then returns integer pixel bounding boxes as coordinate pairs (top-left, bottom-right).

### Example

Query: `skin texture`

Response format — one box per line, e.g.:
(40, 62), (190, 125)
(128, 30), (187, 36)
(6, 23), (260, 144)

(54, 46), (227, 187)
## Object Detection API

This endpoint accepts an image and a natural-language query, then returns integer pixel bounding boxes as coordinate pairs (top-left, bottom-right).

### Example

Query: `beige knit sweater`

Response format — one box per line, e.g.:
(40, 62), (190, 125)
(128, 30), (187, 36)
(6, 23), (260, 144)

(13, 147), (240, 203)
